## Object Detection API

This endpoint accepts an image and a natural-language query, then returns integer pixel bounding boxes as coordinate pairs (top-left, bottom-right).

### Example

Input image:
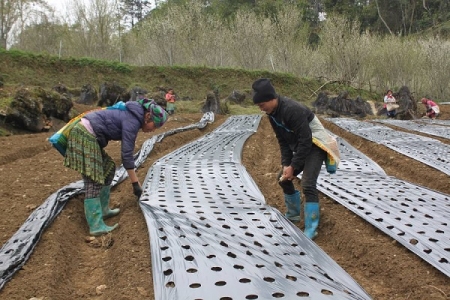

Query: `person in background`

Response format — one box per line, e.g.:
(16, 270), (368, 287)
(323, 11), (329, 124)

(165, 88), (176, 115)
(383, 89), (398, 118)
(64, 99), (168, 236)
(421, 97), (440, 119)
(251, 78), (339, 240)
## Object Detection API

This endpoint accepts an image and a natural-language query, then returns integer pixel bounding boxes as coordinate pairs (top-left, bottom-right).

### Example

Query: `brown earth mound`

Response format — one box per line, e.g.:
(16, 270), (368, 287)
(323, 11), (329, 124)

(0, 107), (449, 299)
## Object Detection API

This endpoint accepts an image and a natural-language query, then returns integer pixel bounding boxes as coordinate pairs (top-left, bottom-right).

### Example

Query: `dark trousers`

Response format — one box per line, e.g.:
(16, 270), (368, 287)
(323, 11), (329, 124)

(278, 144), (326, 203)
(387, 110), (396, 118)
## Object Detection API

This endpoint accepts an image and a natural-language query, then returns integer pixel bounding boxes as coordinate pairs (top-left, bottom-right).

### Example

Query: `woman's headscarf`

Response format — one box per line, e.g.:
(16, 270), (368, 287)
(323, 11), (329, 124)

(137, 98), (168, 128)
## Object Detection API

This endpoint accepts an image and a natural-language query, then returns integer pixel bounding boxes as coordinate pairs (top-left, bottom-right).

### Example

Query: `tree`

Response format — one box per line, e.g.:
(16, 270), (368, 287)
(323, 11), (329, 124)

(0, 0), (48, 48)
(11, 17), (66, 55)
(374, 0), (393, 34)
(320, 0), (450, 36)
(119, 0), (152, 28)
(67, 0), (121, 59)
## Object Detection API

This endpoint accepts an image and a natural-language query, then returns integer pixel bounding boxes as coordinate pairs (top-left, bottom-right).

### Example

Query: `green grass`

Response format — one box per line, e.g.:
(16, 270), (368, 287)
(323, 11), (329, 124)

(173, 100), (261, 115)
(173, 101), (205, 114)
(0, 128), (9, 136)
(0, 49), (384, 121)
(0, 86), (14, 112)
(227, 103), (261, 115)
(2, 48), (334, 104)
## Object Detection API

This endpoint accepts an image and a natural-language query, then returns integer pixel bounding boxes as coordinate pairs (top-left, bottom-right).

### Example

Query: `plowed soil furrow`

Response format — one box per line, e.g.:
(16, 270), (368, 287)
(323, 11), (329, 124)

(0, 133), (54, 166)
(0, 112), (449, 300)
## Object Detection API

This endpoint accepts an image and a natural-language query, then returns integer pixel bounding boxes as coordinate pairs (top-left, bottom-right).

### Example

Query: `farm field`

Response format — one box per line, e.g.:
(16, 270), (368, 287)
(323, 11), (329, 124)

(0, 106), (449, 300)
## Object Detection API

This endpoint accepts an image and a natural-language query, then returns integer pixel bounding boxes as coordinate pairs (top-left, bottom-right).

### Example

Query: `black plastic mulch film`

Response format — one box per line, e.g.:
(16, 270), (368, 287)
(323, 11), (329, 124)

(1, 114), (448, 298)
(326, 118), (450, 175)
(414, 119), (450, 127)
(322, 118), (450, 277)
(140, 115), (371, 300)
(0, 112), (214, 291)
(375, 119), (450, 140)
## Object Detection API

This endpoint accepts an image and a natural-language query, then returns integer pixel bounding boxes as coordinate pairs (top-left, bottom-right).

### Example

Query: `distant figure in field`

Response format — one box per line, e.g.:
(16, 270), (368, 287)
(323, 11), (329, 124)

(383, 90), (398, 118)
(421, 98), (440, 119)
(165, 88), (176, 115)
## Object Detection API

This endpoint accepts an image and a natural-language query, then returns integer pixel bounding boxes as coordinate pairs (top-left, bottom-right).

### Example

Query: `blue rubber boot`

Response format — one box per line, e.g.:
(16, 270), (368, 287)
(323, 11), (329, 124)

(304, 202), (320, 239)
(84, 198), (118, 236)
(284, 191), (301, 223)
(99, 186), (120, 219)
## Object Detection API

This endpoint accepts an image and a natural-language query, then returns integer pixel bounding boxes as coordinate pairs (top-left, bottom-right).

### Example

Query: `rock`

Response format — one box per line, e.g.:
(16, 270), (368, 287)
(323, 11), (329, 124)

(26, 204), (37, 211)
(52, 83), (69, 95)
(96, 284), (107, 295)
(202, 89), (223, 114)
(129, 86), (148, 102)
(227, 90), (246, 104)
(41, 90), (73, 122)
(77, 84), (98, 105)
(6, 88), (45, 132)
(85, 236), (96, 243)
(395, 86), (417, 119)
(98, 82), (129, 107)
(6, 87), (73, 132)
(312, 92), (373, 117)
(88, 238), (102, 248)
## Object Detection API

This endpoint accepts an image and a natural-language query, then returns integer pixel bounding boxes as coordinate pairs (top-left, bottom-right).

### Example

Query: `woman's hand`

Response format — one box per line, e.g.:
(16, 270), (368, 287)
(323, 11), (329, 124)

(127, 169), (142, 197)
(132, 182), (143, 197)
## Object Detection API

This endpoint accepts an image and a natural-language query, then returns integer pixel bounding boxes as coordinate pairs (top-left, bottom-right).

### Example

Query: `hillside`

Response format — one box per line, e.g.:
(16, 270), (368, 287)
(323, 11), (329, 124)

(0, 49), (378, 122)
(0, 51), (449, 299)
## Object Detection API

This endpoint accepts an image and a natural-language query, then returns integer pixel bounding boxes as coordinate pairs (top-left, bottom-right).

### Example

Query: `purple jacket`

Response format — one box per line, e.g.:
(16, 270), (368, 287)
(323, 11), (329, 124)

(84, 101), (144, 170)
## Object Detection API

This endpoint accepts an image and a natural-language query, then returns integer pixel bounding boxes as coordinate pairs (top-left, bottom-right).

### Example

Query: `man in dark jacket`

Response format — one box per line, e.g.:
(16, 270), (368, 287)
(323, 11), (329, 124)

(252, 78), (327, 239)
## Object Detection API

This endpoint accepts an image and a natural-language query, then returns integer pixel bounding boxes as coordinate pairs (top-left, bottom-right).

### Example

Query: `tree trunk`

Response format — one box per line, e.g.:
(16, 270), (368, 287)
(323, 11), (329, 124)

(375, 0), (393, 35)
(0, 37), (6, 49)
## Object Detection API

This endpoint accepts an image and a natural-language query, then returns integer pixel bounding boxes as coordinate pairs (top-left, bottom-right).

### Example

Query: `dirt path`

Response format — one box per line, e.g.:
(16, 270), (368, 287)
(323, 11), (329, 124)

(0, 111), (449, 300)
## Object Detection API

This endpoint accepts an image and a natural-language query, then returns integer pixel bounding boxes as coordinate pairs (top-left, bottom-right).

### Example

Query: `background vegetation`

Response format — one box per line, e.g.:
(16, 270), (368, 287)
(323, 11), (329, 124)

(1, 48), (378, 116)
(1, 0), (450, 100)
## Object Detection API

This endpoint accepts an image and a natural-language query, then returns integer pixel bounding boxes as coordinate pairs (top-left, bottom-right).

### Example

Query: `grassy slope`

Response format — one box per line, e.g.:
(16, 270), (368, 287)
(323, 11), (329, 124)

(0, 49), (380, 132)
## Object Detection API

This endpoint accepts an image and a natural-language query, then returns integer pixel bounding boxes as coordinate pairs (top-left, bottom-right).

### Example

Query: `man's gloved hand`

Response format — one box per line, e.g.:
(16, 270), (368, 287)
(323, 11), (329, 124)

(132, 182), (142, 198)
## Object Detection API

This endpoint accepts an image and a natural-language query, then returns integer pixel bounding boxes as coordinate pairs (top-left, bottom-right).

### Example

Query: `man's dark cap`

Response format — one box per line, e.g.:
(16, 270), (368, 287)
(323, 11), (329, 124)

(252, 78), (277, 104)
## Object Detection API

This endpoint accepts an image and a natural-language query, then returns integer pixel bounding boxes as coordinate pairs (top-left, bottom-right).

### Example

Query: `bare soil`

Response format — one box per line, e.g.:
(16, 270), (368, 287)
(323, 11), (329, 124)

(0, 105), (449, 300)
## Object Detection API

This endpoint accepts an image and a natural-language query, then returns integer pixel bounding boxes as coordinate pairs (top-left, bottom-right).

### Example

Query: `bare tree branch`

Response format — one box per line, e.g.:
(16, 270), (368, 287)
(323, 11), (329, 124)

(374, 0), (393, 35)
(422, 0), (428, 11)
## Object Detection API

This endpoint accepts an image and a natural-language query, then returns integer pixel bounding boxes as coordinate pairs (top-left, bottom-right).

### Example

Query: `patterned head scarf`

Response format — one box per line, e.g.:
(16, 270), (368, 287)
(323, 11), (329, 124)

(137, 98), (168, 128)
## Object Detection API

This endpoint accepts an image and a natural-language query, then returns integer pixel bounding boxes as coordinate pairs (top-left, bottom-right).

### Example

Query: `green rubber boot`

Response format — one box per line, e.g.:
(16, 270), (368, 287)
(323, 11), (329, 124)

(84, 198), (118, 236)
(304, 202), (320, 239)
(99, 186), (120, 219)
(284, 190), (301, 223)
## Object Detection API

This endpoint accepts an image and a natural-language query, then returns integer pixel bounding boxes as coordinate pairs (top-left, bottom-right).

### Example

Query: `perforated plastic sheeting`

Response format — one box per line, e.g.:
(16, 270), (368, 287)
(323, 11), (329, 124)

(110, 112), (215, 186)
(0, 112), (215, 291)
(415, 119), (450, 126)
(314, 137), (450, 277)
(374, 119), (450, 140)
(0, 181), (84, 290)
(140, 115), (372, 300)
(326, 118), (450, 175)
(332, 136), (386, 176)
